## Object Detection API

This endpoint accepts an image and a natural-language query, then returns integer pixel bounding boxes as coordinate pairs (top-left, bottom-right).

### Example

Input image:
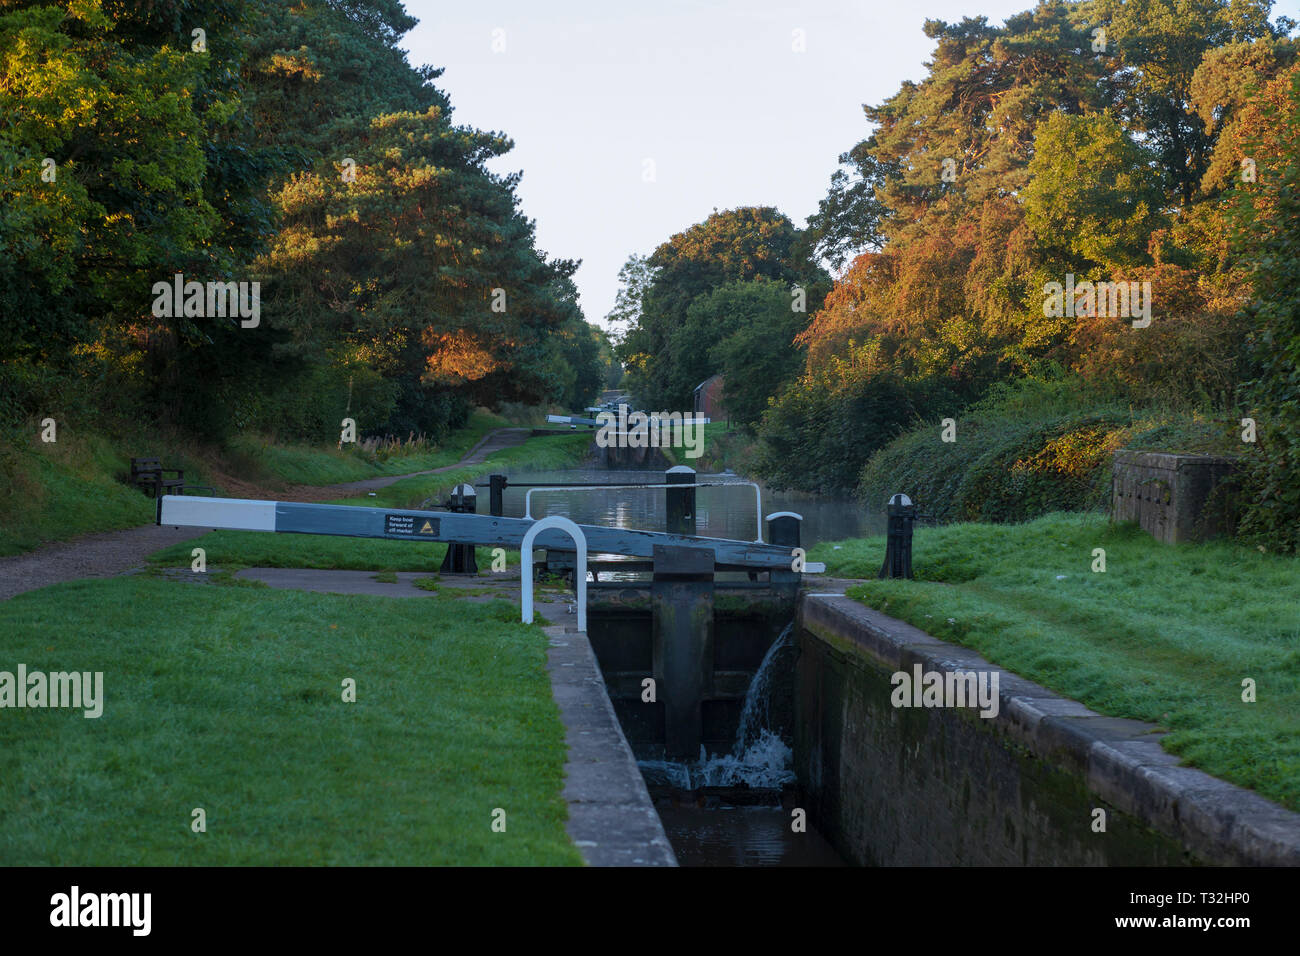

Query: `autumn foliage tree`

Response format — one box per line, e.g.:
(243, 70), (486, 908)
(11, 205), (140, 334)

(1, 0), (604, 442)
(758, 0), (1295, 495)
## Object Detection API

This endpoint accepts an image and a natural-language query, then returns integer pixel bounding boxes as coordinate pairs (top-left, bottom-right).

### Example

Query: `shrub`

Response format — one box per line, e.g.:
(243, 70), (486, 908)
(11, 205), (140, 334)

(753, 370), (961, 493)
(858, 377), (1242, 523)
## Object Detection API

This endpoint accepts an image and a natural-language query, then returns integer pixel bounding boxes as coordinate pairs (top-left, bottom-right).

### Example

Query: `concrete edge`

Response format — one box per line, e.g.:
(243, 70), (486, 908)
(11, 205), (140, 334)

(798, 593), (1300, 866)
(545, 625), (677, 867)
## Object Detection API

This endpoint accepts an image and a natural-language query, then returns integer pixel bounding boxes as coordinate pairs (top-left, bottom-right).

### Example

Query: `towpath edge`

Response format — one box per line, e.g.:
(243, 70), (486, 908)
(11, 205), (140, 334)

(545, 622), (678, 867)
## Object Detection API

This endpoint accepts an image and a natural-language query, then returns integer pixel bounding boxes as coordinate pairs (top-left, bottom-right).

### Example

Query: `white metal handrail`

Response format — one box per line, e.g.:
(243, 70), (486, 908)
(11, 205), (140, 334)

(521, 515), (587, 632)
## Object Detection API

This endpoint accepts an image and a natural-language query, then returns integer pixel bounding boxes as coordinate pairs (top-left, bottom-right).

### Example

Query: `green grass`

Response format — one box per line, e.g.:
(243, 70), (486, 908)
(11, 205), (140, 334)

(229, 409), (512, 486)
(0, 431), (156, 556)
(660, 422), (753, 472)
(147, 432), (593, 574)
(0, 576), (582, 865)
(353, 430), (592, 511)
(152, 532), (451, 573)
(0, 409), (574, 557)
(809, 513), (1300, 811)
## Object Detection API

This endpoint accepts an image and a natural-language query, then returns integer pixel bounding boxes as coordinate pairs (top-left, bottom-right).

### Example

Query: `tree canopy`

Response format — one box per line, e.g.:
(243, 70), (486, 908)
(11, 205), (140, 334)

(1, 0), (604, 441)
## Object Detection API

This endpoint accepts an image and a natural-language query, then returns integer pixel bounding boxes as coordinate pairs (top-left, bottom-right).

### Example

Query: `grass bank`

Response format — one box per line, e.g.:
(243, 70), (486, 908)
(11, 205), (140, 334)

(0, 410), (562, 557)
(0, 575), (581, 865)
(660, 422), (756, 473)
(226, 409), (512, 486)
(809, 513), (1300, 812)
(0, 430), (156, 557)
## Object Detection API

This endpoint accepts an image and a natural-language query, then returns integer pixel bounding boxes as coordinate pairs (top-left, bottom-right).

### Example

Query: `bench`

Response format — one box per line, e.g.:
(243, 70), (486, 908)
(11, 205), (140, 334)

(130, 458), (186, 498)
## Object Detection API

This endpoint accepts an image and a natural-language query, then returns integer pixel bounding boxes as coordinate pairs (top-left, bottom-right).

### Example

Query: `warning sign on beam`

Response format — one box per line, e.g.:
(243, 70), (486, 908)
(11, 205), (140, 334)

(385, 514), (432, 536)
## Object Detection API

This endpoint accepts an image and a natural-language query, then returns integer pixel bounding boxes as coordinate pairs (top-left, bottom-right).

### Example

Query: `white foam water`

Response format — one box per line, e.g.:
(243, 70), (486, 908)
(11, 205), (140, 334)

(640, 623), (796, 791)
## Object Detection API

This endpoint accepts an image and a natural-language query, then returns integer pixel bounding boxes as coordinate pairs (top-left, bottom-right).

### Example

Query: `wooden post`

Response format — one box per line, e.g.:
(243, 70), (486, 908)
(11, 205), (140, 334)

(652, 544), (714, 760)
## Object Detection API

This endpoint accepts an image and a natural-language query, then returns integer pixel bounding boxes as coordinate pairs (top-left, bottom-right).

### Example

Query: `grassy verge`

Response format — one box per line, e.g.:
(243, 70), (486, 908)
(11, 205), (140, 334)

(0, 575), (581, 865)
(146, 431), (593, 572)
(0, 430), (156, 556)
(808, 513), (1300, 812)
(228, 409), (511, 485)
(660, 422), (754, 473)
(0, 411), (571, 557)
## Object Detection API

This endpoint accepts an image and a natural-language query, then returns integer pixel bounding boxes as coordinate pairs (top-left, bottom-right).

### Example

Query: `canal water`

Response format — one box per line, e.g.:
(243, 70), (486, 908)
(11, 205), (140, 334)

(495, 465), (884, 547)
(498, 461), (872, 866)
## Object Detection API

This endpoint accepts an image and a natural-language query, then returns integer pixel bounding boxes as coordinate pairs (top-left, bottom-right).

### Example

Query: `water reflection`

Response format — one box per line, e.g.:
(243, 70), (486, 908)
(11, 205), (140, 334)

(653, 803), (846, 867)
(497, 466), (883, 546)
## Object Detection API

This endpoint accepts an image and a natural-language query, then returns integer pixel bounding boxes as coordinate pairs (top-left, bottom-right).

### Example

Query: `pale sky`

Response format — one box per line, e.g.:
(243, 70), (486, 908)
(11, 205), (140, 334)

(403, 0), (1300, 329)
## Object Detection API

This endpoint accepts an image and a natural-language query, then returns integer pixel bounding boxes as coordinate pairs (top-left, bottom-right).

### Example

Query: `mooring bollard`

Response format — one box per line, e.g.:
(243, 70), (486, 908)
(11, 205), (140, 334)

(666, 465), (696, 536)
(440, 483), (478, 574)
(878, 493), (915, 579)
(488, 473), (507, 518)
(767, 511), (803, 596)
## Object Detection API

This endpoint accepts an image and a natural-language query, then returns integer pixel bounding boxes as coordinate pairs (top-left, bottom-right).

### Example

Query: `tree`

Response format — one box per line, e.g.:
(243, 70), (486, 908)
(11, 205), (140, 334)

(1083, 0), (1278, 205)
(0, 1), (241, 360)
(604, 254), (657, 345)
(616, 206), (827, 409)
(1023, 112), (1166, 272)
(801, 140), (892, 272)
(1230, 64), (1300, 551)
(706, 280), (810, 429)
(243, 1), (592, 436)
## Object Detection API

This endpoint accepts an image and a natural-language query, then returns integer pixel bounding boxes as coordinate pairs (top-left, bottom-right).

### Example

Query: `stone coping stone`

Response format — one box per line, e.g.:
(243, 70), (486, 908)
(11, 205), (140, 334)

(545, 624), (677, 867)
(1113, 449), (1239, 468)
(798, 593), (1300, 866)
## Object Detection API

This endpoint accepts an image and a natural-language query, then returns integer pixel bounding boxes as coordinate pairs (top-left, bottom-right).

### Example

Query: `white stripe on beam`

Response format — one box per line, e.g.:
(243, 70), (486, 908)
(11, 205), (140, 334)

(159, 495), (277, 532)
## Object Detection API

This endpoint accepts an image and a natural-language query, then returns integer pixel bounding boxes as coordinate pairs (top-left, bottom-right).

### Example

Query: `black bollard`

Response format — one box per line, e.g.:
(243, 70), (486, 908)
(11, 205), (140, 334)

(767, 511), (802, 550)
(767, 511), (803, 601)
(665, 465), (696, 536)
(488, 473), (507, 518)
(878, 493), (915, 580)
(440, 483), (479, 574)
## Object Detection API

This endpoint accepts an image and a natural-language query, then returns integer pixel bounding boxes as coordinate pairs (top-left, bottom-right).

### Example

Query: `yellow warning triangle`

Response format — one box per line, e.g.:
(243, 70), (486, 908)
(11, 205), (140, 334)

(419, 521), (434, 534)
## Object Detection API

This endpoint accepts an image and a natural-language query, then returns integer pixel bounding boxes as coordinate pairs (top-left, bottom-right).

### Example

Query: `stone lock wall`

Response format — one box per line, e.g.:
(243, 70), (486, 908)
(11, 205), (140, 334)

(795, 595), (1300, 866)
